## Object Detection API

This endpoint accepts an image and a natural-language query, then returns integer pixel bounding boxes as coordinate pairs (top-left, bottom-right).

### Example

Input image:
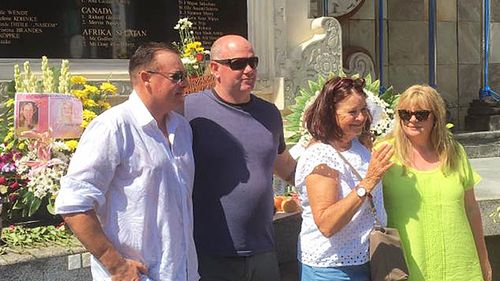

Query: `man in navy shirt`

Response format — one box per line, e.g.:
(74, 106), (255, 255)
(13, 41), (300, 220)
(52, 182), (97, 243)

(184, 35), (296, 281)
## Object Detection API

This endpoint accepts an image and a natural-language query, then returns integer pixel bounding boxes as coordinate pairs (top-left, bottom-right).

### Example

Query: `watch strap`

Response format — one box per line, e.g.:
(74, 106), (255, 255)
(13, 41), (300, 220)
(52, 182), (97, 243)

(334, 148), (381, 226)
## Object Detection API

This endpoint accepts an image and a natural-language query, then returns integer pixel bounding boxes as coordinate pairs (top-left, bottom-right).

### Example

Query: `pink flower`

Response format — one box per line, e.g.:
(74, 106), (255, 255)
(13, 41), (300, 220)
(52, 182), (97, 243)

(9, 181), (19, 190)
(8, 193), (18, 202)
(196, 53), (204, 62)
(0, 176), (5, 185)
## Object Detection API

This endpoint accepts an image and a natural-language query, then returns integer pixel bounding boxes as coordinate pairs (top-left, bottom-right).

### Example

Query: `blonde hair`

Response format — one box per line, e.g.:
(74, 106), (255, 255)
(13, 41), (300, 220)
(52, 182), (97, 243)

(390, 84), (460, 173)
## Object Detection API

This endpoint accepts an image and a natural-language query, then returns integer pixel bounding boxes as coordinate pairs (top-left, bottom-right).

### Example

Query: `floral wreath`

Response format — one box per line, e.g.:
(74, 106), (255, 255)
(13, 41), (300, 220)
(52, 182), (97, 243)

(284, 73), (399, 158)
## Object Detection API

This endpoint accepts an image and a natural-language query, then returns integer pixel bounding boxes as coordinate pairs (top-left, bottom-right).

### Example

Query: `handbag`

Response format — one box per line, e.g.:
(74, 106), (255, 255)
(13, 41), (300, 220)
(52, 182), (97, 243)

(335, 149), (409, 281)
(369, 225), (409, 281)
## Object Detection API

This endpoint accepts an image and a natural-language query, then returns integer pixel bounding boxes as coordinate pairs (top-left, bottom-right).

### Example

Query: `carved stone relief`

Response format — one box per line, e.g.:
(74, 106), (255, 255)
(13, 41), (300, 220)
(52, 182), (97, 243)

(343, 49), (376, 79)
(281, 17), (343, 107)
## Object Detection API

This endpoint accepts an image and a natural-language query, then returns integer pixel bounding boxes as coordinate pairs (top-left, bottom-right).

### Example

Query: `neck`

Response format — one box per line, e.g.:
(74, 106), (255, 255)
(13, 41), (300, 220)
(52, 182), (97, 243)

(330, 138), (352, 151)
(408, 137), (439, 166)
(214, 85), (251, 104)
(408, 137), (433, 152)
(136, 89), (171, 136)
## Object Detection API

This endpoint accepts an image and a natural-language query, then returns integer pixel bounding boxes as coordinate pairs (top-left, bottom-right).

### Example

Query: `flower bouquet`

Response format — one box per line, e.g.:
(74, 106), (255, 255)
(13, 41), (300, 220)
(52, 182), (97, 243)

(0, 57), (117, 224)
(284, 73), (399, 159)
(173, 18), (214, 94)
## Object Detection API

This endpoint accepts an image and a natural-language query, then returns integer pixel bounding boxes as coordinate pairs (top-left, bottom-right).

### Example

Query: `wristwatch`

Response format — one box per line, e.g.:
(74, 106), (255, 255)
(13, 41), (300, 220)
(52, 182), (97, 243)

(356, 186), (368, 198)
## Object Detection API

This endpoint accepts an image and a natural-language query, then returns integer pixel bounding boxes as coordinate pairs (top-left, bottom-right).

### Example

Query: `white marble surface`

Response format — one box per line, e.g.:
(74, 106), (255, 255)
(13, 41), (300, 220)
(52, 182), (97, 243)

(471, 157), (500, 201)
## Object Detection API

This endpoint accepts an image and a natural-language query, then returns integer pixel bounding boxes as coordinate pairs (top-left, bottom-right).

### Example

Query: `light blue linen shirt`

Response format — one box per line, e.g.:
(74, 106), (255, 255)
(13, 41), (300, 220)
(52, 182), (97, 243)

(55, 92), (198, 281)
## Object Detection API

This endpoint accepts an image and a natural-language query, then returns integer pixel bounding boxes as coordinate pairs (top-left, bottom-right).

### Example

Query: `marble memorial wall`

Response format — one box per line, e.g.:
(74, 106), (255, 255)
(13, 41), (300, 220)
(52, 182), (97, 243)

(0, 0), (247, 59)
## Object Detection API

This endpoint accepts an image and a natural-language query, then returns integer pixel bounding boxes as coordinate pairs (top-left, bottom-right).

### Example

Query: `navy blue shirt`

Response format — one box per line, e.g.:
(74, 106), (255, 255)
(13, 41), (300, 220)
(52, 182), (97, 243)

(184, 89), (285, 256)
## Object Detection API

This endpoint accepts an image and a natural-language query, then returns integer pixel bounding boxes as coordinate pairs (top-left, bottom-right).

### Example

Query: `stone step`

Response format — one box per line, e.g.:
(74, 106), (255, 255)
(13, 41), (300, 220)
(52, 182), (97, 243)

(465, 114), (500, 131)
(455, 130), (500, 158)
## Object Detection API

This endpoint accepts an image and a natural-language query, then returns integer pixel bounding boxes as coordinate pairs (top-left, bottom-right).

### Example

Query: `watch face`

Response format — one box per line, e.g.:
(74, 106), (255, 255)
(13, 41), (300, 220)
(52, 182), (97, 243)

(356, 187), (367, 197)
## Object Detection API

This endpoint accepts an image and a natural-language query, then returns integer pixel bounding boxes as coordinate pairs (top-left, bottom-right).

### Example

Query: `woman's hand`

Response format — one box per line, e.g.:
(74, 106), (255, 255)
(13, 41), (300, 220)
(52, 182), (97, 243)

(480, 259), (492, 281)
(362, 143), (394, 192)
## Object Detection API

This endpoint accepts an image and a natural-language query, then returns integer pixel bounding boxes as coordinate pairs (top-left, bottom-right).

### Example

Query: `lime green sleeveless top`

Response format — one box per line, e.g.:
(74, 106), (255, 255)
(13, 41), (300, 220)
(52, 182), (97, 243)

(381, 142), (483, 281)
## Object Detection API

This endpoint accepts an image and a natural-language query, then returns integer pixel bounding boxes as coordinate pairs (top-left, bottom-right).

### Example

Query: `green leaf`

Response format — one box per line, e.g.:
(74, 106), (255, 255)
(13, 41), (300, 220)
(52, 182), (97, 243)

(28, 197), (42, 217)
(364, 73), (372, 85)
(47, 200), (56, 215)
(308, 80), (319, 92)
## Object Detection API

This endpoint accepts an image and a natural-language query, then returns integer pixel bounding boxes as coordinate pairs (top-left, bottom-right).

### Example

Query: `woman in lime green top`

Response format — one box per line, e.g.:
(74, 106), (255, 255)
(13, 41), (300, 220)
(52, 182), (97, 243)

(380, 85), (491, 281)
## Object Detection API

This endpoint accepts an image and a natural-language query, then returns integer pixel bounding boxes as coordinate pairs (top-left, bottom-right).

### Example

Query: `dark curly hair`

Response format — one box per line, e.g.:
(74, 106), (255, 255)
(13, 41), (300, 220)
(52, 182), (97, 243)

(303, 76), (371, 144)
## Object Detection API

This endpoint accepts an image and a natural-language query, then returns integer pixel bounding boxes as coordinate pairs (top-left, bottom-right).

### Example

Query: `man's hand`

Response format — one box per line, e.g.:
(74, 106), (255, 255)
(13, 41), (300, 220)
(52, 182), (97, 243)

(110, 258), (149, 281)
(62, 211), (149, 280)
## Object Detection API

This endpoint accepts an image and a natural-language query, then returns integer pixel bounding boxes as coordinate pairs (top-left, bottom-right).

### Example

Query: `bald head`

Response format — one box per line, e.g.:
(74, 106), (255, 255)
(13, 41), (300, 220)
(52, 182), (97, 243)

(210, 35), (254, 60)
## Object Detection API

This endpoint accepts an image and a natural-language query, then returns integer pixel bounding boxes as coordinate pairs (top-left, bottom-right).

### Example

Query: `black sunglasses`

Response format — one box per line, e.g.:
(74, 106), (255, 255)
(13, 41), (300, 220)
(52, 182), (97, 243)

(213, 57), (259, 70)
(398, 110), (431, 122)
(146, 70), (188, 84)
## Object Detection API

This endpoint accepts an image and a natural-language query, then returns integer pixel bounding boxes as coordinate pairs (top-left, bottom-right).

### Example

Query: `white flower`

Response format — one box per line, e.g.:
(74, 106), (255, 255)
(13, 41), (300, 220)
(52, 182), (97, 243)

(181, 57), (191, 64)
(364, 88), (394, 137)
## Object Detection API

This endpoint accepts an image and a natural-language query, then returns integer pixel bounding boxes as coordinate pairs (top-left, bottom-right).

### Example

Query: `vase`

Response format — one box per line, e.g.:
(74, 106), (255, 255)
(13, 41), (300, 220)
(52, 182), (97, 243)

(185, 74), (215, 94)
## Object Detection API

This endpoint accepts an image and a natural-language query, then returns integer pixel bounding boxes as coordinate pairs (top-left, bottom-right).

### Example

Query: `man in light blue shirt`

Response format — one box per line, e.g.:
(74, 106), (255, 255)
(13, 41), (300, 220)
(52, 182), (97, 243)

(55, 42), (199, 281)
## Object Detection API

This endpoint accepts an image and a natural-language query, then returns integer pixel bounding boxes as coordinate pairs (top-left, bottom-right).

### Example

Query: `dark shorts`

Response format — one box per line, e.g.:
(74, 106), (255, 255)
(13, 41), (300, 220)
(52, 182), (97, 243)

(197, 251), (280, 281)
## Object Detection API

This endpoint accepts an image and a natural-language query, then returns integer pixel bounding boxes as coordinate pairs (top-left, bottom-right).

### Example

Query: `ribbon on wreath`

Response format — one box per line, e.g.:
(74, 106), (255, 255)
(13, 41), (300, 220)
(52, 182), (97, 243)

(20, 130), (65, 177)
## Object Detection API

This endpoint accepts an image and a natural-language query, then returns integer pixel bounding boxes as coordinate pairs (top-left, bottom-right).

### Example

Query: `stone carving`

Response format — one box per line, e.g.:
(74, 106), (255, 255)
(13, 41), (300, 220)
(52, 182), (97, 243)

(327, 0), (364, 17)
(273, 0), (288, 78)
(343, 49), (376, 79)
(281, 17), (343, 107)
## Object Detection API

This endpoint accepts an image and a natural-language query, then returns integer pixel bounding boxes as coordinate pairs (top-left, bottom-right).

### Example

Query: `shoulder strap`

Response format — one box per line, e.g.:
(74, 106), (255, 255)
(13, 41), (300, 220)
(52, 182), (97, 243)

(334, 149), (381, 226)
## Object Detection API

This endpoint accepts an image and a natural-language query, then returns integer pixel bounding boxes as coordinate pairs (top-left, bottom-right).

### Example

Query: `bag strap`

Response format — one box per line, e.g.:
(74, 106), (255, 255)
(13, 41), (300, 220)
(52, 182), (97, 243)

(334, 148), (382, 226)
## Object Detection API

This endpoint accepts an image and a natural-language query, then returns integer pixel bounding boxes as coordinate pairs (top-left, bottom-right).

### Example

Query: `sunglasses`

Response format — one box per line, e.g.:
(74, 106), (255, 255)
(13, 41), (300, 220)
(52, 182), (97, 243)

(213, 57), (259, 70)
(331, 77), (365, 89)
(146, 70), (188, 84)
(398, 110), (431, 122)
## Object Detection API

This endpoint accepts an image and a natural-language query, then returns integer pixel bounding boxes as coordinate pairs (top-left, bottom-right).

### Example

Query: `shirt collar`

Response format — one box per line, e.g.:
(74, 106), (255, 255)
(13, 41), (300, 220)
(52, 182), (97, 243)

(128, 91), (181, 133)
(128, 91), (156, 127)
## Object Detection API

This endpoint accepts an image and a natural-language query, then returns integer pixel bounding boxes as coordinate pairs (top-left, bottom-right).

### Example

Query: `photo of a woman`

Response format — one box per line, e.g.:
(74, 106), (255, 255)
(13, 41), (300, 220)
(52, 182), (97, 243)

(50, 99), (83, 139)
(17, 101), (39, 132)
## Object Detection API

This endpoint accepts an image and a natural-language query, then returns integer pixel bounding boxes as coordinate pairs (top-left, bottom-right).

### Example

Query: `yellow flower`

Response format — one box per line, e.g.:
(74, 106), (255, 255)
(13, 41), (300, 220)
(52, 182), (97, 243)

(83, 99), (98, 107)
(81, 120), (89, 128)
(100, 82), (117, 94)
(5, 98), (14, 107)
(70, 76), (87, 85)
(64, 140), (79, 151)
(71, 89), (87, 99)
(83, 84), (99, 94)
(82, 109), (97, 121)
(98, 100), (111, 109)
(3, 131), (13, 143)
(17, 142), (26, 150)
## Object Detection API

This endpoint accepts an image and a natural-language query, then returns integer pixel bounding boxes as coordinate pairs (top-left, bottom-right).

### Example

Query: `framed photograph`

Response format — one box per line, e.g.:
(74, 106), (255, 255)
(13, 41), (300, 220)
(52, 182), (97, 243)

(15, 93), (48, 137)
(14, 93), (82, 139)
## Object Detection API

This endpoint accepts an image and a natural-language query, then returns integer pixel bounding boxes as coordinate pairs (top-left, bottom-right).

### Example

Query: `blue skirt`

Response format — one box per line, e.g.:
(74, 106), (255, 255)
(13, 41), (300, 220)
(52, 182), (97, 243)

(300, 262), (371, 281)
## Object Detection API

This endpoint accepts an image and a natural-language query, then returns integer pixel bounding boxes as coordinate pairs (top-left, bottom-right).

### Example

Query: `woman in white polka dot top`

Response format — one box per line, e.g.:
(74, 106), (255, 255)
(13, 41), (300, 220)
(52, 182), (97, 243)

(295, 76), (393, 281)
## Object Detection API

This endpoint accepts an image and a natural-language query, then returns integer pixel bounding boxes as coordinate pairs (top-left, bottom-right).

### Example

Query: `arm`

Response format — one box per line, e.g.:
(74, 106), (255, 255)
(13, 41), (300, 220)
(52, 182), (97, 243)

(273, 150), (297, 186)
(464, 189), (492, 281)
(307, 143), (394, 237)
(306, 165), (365, 237)
(63, 211), (148, 281)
